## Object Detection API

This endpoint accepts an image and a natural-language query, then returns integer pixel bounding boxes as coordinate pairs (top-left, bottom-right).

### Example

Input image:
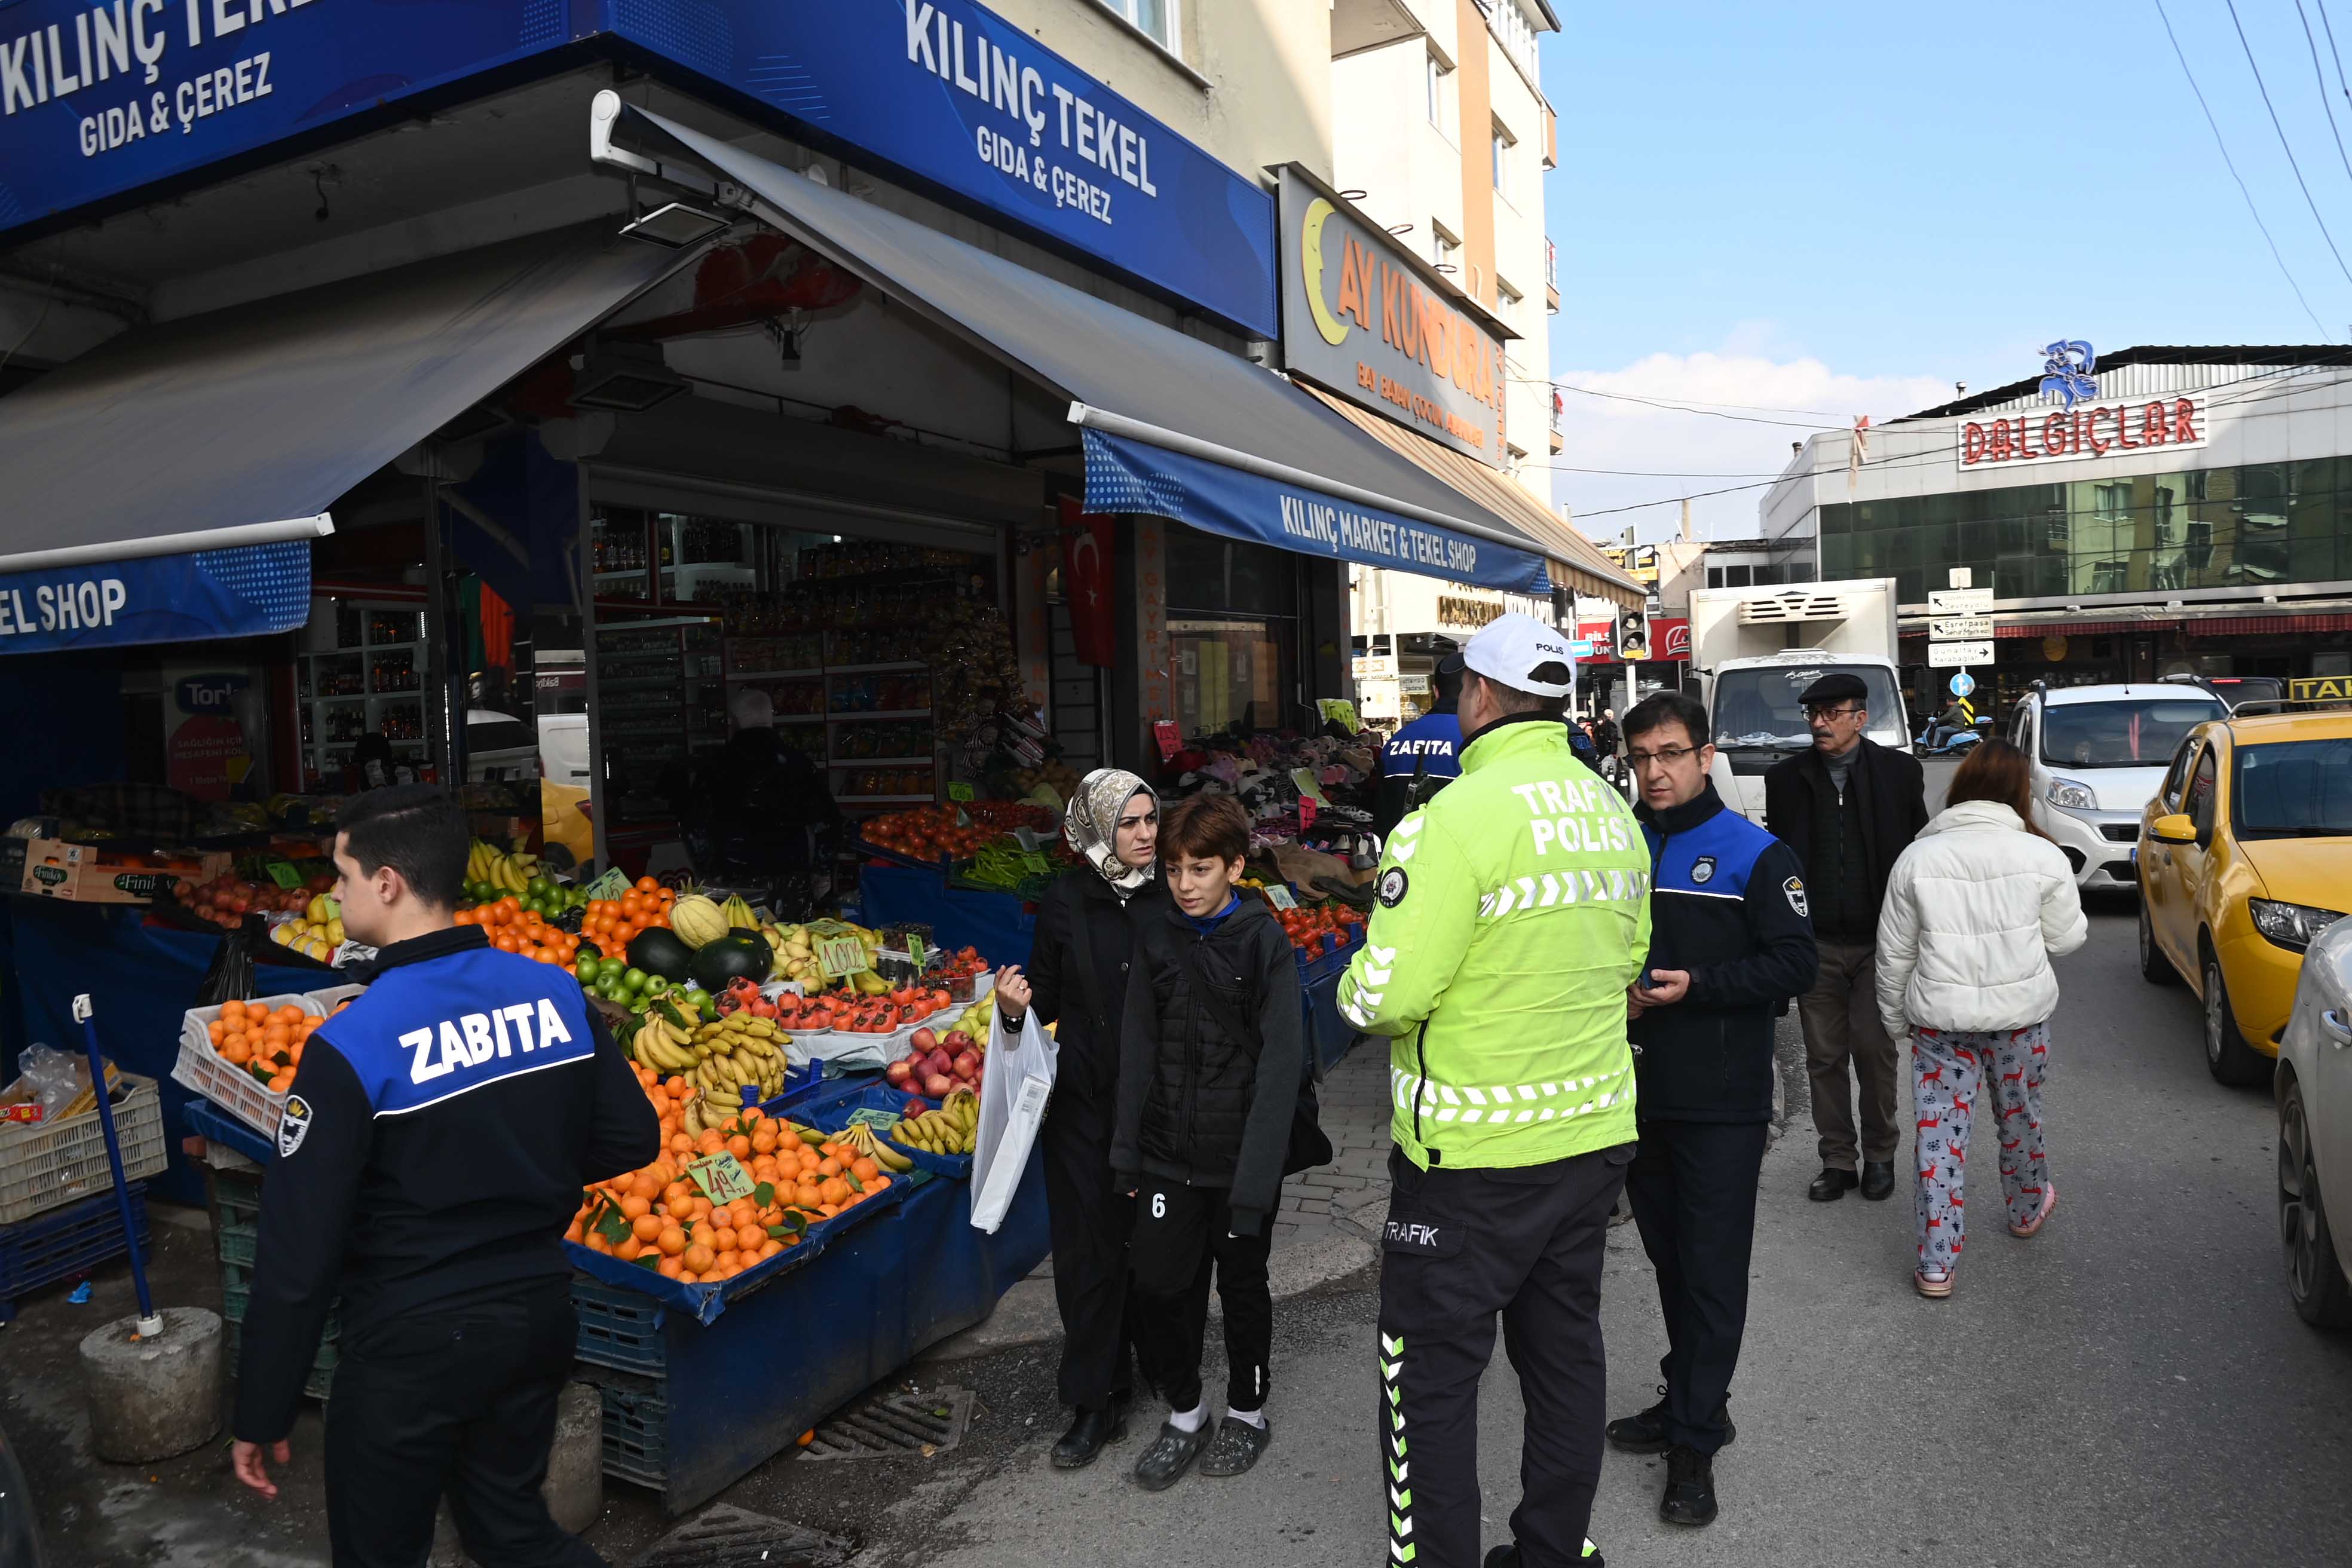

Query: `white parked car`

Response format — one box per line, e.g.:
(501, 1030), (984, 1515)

(2277, 914), (2352, 1327)
(2008, 682), (2228, 890)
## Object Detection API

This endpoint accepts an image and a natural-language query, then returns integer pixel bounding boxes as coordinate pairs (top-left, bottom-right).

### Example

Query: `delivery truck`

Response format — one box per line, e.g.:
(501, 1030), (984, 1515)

(1686, 577), (1912, 823)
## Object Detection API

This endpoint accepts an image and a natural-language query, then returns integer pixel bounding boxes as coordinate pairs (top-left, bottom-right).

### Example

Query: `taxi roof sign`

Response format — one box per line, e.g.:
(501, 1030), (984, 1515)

(2289, 676), (2352, 704)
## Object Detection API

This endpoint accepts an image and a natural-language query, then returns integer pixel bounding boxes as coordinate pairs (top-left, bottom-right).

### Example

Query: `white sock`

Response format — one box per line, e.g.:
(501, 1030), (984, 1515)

(1170, 1402), (1208, 1434)
(1226, 1405), (1266, 1429)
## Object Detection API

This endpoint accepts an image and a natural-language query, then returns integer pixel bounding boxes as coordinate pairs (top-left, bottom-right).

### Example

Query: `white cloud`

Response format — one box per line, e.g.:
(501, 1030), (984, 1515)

(1532, 351), (1956, 547)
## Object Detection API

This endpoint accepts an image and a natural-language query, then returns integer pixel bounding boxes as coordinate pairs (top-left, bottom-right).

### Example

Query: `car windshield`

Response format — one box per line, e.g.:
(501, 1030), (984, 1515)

(2039, 700), (2221, 770)
(2234, 737), (2352, 839)
(1710, 664), (1906, 751)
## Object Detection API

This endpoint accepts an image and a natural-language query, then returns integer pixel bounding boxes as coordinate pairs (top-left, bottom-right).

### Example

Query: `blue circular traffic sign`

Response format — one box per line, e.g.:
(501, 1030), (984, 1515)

(1947, 670), (1976, 697)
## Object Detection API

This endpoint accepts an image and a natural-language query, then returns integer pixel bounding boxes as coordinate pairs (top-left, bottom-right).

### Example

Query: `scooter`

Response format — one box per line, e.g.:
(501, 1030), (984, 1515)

(1915, 718), (1986, 757)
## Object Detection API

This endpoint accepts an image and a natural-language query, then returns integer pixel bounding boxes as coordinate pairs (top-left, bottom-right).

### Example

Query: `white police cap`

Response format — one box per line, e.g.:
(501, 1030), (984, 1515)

(1462, 612), (1575, 699)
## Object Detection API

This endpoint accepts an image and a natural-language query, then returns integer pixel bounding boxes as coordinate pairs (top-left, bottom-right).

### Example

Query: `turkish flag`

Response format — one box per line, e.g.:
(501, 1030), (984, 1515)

(1058, 497), (1117, 668)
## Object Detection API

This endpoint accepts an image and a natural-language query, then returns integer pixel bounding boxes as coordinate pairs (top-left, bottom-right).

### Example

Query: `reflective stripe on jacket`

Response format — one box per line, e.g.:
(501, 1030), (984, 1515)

(1338, 712), (1651, 1170)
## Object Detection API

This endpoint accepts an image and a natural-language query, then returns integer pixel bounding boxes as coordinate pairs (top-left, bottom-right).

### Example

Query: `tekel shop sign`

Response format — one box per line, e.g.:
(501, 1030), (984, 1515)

(1276, 166), (1509, 467)
(0, 0), (1278, 338)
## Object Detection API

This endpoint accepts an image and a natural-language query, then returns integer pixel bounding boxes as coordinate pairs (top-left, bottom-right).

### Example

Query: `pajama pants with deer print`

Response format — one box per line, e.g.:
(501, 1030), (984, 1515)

(1910, 1022), (2050, 1272)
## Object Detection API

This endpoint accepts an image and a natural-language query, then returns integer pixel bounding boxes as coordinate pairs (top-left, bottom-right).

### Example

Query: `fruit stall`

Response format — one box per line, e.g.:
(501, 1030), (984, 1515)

(172, 880), (1049, 1514)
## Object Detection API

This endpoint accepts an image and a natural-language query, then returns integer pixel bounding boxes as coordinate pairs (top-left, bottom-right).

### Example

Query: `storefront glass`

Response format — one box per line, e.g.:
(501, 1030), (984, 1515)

(1820, 460), (2352, 603)
(1165, 529), (1299, 735)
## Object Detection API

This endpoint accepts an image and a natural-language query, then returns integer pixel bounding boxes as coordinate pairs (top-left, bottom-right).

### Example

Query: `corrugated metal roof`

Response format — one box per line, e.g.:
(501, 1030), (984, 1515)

(1898, 345), (2352, 422)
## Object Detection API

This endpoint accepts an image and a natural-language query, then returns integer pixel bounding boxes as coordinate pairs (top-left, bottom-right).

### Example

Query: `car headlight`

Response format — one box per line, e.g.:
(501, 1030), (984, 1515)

(2250, 898), (2347, 954)
(2045, 777), (2097, 810)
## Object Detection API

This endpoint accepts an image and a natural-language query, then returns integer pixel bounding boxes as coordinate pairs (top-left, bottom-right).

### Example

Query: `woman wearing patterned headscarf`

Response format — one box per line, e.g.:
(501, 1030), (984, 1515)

(994, 770), (1167, 1470)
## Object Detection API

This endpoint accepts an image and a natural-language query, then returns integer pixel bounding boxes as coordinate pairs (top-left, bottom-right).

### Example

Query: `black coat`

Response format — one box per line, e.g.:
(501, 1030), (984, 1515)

(1761, 737), (1930, 935)
(1025, 872), (1169, 1105)
(1111, 897), (1303, 1235)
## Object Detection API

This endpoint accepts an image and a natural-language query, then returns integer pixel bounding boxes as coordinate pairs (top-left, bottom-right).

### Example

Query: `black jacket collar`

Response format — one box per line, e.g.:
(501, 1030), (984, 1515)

(1635, 780), (1728, 837)
(347, 922), (486, 983)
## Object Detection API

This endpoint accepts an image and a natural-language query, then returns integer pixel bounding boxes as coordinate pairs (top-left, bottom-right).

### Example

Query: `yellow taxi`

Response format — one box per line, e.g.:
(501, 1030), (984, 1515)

(2138, 706), (2352, 1084)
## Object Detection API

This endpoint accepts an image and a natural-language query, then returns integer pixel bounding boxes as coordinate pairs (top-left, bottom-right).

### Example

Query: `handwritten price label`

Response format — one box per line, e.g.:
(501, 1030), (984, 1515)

(816, 935), (868, 979)
(687, 1152), (755, 1205)
(265, 861), (303, 890)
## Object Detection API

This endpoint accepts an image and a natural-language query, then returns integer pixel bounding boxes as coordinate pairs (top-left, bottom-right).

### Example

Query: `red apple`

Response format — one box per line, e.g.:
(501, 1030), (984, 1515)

(910, 1027), (938, 1053)
(923, 1048), (953, 1078)
(953, 1049), (981, 1079)
(902, 1097), (927, 1118)
(886, 1061), (914, 1087)
(922, 1073), (954, 1098)
(945, 1030), (971, 1051)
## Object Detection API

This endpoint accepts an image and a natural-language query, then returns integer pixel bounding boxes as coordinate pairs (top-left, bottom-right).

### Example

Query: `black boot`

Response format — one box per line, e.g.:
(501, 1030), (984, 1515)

(1606, 1385), (1735, 1454)
(1051, 1402), (1129, 1469)
(1860, 1160), (1896, 1200)
(1808, 1166), (1858, 1202)
(1486, 1542), (1606, 1567)
(1659, 1444), (1719, 1527)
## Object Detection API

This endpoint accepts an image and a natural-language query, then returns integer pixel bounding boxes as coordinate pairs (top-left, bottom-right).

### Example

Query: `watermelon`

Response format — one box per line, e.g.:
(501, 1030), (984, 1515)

(688, 932), (771, 993)
(626, 927), (696, 981)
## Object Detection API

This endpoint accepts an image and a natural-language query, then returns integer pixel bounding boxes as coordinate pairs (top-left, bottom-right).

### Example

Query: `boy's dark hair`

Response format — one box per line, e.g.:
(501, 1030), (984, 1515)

(1160, 794), (1251, 866)
(1621, 691), (1713, 752)
(335, 786), (470, 909)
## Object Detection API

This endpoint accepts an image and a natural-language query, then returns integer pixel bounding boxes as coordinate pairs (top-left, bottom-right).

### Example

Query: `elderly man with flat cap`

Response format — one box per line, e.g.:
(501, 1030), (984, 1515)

(1760, 672), (1928, 1203)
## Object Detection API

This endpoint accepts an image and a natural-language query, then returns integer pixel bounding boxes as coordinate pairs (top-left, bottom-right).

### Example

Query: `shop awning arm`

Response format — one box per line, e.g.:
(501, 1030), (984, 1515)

(0, 514), (332, 575)
(1064, 403), (1559, 566)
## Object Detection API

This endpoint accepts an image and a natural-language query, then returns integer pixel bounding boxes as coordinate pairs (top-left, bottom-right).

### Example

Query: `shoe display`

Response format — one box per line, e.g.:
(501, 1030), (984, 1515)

(1197, 1415), (1271, 1477)
(2008, 1181), (2058, 1238)
(1808, 1166), (1859, 1202)
(1606, 1384), (1735, 1453)
(1860, 1160), (1896, 1200)
(1131, 1420), (1211, 1492)
(1658, 1444), (1718, 1527)
(1050, 1403), (1128, 1469)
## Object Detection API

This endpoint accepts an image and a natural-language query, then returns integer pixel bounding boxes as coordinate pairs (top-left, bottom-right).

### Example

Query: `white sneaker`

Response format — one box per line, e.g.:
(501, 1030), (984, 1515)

(1915, 1265), (1953, 1299)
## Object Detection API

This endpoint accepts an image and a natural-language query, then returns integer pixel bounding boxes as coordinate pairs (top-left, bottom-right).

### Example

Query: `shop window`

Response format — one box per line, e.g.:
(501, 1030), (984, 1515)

(1096, 0), (1180, 55)
(1171, 618), (1284, 735)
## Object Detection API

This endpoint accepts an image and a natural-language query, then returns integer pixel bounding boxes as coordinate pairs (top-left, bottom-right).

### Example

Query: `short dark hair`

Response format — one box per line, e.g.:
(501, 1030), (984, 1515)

(1622, 691), (1712, 751)
(1160, 794), (1251, 866)
(335, 786), (469, 909)
(1469, 670), (1568, 721)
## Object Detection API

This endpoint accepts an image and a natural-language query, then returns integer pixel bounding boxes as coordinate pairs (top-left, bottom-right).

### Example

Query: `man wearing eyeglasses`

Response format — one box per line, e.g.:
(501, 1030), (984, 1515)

(1612, 691), (1816, 1528)
(1761, 673), (1930, 1204)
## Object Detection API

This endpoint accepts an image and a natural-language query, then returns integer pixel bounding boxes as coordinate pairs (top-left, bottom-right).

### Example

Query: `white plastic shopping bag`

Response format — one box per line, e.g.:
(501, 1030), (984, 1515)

(970, 1008), (1057, 1233)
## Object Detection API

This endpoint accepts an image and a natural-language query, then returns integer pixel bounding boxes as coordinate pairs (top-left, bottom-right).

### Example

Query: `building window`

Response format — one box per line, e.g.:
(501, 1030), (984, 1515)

(1496, 277), (1523, 324)
(1708, 566), (1723, 588)
(1722, 564), (1752, 587)
(1492, 123), (1514, 200)
(1095, 0), (1178, 56)
(1426, 50), (1451, 127)
(1432, 222), (1460, 272)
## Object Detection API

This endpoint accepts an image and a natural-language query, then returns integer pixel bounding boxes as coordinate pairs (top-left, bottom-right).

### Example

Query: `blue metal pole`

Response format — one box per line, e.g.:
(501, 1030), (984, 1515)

(72, 993), (158, 1331)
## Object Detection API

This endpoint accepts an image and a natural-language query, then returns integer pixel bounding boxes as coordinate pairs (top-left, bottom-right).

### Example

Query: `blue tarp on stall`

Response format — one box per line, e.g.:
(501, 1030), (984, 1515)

(856, 864), (1035, 970)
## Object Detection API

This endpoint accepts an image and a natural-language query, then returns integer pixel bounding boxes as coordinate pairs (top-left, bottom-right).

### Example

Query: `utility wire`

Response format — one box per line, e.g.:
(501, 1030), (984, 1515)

(2292, 0), (2352, 192)
(2319, 0), (2352, 110)
(2224, 0), (2352, 290)
(1545, 382), (1846, 430)
(2153, 0), (2333, 338)
(1509, 376), (1854, 419)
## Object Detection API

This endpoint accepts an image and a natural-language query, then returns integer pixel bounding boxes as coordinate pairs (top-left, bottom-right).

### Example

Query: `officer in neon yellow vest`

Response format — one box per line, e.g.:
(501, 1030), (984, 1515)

(1338, 612), (1650, 1568)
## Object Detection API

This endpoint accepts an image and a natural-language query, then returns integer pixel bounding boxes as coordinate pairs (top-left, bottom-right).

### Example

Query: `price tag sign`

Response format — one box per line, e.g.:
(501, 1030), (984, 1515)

(687, 1152), (755, 1205)
(583, 866), (632, 901)
(846, 1107), (902, 1131)
(1297, 797), (1318, 831)
(816, 935), (868, 978)
(1153, 720), (1182, 760)
(947, 782), (975, 803)
(265, 861), (302, 890)
(1263, 884), (1298, 911)
(906, 934), (929, 969)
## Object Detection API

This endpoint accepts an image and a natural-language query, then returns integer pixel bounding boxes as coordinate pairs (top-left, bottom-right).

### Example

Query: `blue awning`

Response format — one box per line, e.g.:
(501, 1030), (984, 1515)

(0, 540), (313, 654)
(1082, 428), (1549, 593)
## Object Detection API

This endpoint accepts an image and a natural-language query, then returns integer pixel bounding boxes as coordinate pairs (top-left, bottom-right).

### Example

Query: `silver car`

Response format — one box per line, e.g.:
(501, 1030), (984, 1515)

(2277, 914), (2352, 1327)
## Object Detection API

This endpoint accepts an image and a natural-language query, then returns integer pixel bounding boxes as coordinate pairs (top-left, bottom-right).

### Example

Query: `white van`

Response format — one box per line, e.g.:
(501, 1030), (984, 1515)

(2009, 682), (2228, 890)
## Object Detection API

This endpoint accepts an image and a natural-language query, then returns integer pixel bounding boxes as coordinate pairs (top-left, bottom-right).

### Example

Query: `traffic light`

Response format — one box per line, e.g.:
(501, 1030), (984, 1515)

(1618, 605), (1650, 661)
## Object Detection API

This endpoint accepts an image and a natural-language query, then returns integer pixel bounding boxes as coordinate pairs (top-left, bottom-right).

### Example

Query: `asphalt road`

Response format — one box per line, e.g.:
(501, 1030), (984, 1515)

(836, 884), (2352, 1566)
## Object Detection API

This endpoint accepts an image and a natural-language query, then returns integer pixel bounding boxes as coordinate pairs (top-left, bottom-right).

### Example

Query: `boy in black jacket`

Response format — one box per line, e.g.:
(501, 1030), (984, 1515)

(1613, 692), (1817, 1530)
(1113, 793), (1303, 1490)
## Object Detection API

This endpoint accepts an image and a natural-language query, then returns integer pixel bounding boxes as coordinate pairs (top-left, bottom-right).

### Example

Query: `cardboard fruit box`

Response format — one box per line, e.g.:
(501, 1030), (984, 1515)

(18, 841), (233, 904)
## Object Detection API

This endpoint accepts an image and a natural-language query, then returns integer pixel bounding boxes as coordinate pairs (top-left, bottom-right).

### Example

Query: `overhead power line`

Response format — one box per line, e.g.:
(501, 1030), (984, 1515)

(2224, 0), (2352, 289)
(2152, 0), (2333, 338)
(2292, 0), (2352, 192)
(1544, 382), (1845, 430)
(1511, 376), (1853, 419)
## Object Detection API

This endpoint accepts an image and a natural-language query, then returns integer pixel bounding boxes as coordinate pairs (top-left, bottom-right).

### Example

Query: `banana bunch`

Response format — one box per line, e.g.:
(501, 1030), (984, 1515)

(466, 837), (540, 893)
(840, 1121), (914, 1174)
(632, 1009), (792, 1102)
(893, 1092), (978, 1157)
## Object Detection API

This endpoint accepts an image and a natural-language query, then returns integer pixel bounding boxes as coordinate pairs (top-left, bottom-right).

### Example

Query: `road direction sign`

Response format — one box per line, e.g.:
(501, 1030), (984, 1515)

(1568, 640), (1594, 657)
(1929, 641), (1993, 668)
(1931, 615), (1995, 639)
(1948, 670), (1977, 697)
(1929, 587), (1994, 613)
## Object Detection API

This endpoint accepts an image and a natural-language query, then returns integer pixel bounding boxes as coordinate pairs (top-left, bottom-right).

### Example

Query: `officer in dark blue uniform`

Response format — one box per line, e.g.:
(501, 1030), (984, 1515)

(1612, 692), (1817, 1531)
(231, 786), (660, 1568)
(1373, 653), (1466, 839)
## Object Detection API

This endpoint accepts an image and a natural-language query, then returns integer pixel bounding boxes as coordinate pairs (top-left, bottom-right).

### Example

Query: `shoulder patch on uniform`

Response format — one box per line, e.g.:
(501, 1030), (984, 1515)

(1783, 876), (1808, 920)
(1690, 855), (1716, 884)
(1377, 867), (1410, 908)
(277, 1094), (314, 1159)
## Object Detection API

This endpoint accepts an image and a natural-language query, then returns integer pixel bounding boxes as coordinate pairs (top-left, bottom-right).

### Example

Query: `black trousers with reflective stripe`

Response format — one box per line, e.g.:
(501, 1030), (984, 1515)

(1377, 1142), (1632, 1568)
(1624, 1116), (1769, 1456)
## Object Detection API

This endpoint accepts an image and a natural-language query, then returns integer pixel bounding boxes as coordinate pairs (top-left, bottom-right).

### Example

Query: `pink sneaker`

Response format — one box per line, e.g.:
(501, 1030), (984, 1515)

(2008, 1183), (2057, 1239)
(1915, 1266), (1953, 1298)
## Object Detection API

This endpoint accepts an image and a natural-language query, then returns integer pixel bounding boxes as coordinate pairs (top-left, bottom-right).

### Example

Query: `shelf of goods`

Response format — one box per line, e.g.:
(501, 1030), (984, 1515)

(298, 604), (431, 780)
(718, 637), (938, 813)
(595, 621), (728, 784)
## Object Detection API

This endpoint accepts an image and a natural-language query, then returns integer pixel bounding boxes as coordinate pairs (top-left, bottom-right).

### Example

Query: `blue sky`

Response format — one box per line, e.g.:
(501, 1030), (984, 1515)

(1538, 0), (2352, 542)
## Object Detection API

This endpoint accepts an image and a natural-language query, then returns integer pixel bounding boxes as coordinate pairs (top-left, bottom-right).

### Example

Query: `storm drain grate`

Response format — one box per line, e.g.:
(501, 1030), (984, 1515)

(630, 1504), (853, 1568)
(799, 1385), (975, 1460)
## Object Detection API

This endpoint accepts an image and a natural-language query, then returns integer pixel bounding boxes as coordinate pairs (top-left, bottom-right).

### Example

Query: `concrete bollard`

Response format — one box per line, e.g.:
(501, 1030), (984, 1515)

(78, 1306), (223, 1463)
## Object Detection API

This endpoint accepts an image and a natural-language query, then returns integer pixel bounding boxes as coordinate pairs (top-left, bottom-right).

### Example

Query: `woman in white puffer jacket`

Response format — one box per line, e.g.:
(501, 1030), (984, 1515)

(1874, 739), (2088, 1298)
